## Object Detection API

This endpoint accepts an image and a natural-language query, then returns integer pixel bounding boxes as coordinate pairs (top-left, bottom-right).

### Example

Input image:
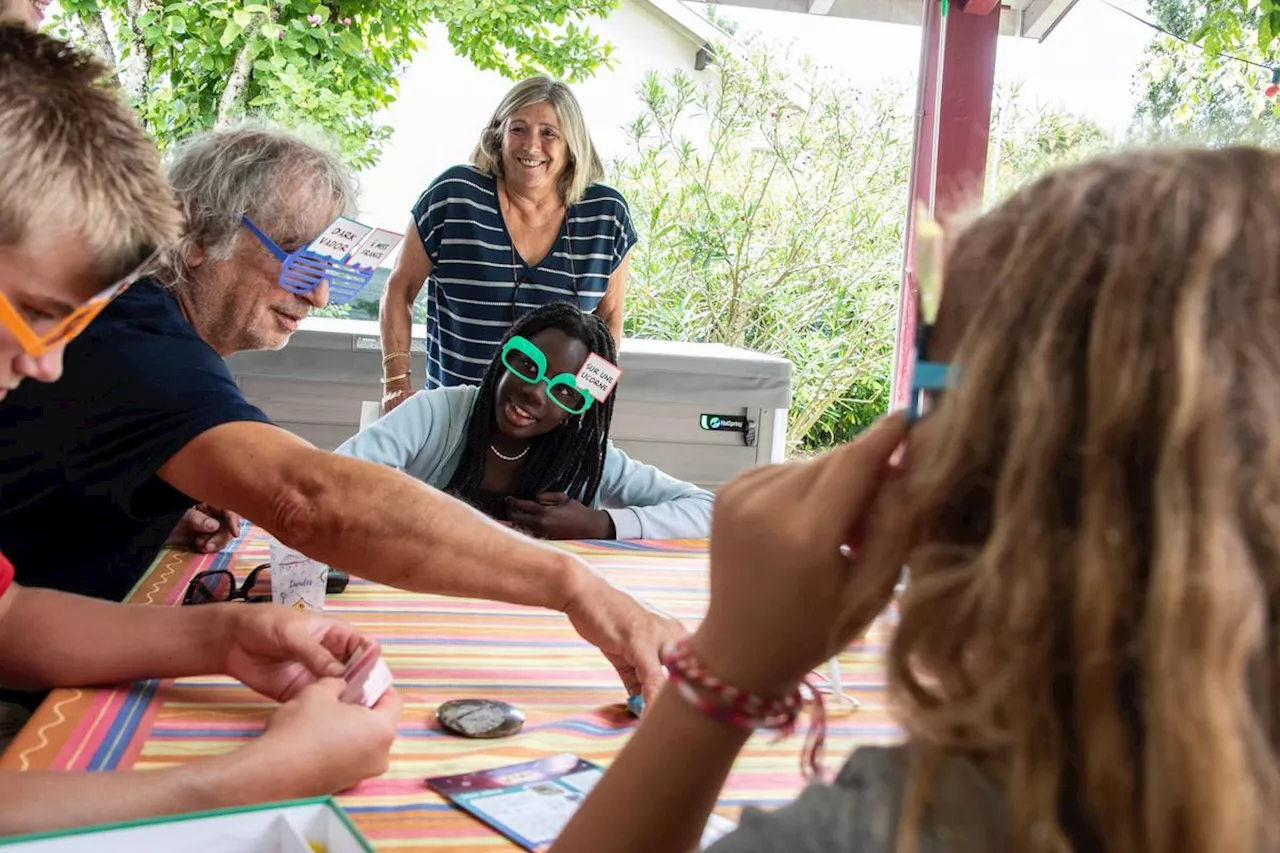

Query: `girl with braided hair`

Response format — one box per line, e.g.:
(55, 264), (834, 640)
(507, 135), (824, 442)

(339, 301), (712, 540)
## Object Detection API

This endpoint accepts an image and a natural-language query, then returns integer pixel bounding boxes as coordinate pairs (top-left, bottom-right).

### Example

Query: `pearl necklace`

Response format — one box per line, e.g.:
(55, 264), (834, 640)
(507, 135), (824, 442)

(489, 443), (530, 462)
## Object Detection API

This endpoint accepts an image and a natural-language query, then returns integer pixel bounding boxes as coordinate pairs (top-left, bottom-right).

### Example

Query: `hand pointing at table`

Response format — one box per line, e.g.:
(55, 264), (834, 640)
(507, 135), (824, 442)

(563, 571), (687, 705)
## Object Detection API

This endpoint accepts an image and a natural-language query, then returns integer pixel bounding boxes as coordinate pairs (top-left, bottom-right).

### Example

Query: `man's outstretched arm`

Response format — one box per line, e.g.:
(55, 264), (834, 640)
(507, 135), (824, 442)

(158, 422), (686, 701)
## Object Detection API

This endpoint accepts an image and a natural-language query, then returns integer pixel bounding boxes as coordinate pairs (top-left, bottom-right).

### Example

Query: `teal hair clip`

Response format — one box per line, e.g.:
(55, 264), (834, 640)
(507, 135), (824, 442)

(906, 358), (957, 423)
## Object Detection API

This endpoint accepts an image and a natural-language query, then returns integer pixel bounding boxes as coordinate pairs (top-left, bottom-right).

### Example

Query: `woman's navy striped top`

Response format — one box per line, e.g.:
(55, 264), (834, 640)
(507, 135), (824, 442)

(412, 164), (637, 388)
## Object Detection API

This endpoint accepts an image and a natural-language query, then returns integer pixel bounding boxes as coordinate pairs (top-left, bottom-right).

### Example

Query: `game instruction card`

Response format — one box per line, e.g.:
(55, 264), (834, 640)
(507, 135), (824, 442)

(425, 754), (736, 851)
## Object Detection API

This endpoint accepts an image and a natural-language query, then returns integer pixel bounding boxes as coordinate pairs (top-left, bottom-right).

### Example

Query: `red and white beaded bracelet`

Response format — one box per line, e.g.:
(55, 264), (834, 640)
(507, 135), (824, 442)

(661, 638), (828, 779)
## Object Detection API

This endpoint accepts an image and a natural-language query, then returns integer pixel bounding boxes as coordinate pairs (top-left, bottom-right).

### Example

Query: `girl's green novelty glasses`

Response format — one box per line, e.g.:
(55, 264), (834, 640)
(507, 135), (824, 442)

(500, 336), (595, 415)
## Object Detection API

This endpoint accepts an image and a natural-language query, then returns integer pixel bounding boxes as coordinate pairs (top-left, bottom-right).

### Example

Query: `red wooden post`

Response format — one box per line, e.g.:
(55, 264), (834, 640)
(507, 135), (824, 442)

(888, 0), (1001, 411)
(961, 0), (1003, 15)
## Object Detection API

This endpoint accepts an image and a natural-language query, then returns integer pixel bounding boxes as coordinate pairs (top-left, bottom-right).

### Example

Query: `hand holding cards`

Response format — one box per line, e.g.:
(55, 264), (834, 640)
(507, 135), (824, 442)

(340, 642), (393, 708)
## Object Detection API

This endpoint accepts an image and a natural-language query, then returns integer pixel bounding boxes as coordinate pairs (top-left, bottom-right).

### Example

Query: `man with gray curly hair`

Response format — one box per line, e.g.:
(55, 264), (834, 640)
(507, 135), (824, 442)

(0, 123), (684, 706)
(161, 126), (360, 354)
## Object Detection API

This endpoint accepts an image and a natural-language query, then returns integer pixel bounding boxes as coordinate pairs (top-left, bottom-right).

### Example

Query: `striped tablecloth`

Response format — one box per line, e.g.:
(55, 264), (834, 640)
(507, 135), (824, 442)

(2, 525), (900, 850)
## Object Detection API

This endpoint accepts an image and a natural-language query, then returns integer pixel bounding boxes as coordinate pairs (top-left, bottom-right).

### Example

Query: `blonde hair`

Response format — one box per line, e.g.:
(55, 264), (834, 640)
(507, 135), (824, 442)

(470, 76), (605, 206)
(884, 147), (1280, 853)
(0, 25), (180, 280)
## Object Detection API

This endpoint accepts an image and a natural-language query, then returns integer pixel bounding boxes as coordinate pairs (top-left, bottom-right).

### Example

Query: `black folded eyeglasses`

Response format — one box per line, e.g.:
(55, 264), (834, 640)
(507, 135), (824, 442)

(182, 564), (352, 606)
(183, 564), (271, 605)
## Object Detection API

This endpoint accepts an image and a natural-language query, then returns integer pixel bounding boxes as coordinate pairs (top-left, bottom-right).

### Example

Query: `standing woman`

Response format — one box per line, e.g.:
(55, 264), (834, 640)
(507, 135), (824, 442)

(379, 76), (635, 411)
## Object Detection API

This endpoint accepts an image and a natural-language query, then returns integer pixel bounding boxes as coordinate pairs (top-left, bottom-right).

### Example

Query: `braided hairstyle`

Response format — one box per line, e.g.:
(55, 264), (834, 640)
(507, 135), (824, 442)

(445, 301), (616, 509)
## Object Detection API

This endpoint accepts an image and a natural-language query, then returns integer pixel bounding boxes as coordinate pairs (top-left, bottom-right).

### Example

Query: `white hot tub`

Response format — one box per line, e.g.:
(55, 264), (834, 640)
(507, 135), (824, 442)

(226, 318), (793, 491)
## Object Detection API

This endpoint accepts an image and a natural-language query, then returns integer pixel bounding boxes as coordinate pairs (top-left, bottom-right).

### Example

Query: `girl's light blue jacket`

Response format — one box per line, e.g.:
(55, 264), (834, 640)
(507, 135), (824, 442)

(335, 386), (714, 539)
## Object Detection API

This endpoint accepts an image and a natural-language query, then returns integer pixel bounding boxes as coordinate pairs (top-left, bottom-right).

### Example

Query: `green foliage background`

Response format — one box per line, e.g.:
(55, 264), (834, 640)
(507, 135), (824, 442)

(52, 0), (619, 167)
(1130, 0), (1280, 146)
(609, 43), (1112, 450)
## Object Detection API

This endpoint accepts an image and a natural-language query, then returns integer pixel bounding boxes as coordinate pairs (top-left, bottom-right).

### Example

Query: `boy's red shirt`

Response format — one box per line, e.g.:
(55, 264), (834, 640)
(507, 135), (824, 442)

(0, 550), (13, 601)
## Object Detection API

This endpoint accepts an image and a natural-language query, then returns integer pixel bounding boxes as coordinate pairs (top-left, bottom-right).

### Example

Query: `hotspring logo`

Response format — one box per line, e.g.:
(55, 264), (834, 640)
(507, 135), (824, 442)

(700, 414), (747, 432)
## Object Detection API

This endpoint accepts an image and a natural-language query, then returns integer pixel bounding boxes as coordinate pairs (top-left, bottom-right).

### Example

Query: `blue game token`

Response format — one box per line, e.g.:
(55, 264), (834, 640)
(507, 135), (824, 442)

(627, 694), (645, 717)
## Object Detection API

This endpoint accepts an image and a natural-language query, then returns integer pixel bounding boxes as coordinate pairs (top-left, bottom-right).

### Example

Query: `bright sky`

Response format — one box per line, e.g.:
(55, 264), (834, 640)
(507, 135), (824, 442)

(691, 0), (1155, 133)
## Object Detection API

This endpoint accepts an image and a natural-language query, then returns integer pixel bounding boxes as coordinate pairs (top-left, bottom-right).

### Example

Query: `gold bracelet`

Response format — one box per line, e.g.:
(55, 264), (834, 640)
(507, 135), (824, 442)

(381, 351), (411, 366)
(381, 372), (411, 385)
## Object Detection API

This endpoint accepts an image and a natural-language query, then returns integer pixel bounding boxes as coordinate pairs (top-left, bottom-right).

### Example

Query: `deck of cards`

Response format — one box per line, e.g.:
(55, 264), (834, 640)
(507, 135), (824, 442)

(340, 643), (393, 708)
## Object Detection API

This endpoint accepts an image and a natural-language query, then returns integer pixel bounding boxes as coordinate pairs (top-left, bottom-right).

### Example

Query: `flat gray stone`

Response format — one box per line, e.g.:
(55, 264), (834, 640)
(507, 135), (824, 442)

(437, 699), (526, 739)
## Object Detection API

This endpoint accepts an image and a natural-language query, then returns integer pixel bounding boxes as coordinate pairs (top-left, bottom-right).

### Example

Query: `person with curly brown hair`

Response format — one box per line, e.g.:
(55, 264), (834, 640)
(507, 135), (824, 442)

(551, 146), (1280, 853)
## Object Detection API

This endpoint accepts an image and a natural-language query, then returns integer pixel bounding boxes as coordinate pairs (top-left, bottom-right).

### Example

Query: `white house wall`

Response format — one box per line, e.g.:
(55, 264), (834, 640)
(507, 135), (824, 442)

(357, 0), (714, 233)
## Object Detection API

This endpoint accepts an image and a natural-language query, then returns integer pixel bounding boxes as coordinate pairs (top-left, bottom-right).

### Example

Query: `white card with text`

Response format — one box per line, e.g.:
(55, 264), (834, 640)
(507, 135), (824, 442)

(574, 353), (622, 403)
(348, 228), (404, 269)
(307, 217), (373, 261)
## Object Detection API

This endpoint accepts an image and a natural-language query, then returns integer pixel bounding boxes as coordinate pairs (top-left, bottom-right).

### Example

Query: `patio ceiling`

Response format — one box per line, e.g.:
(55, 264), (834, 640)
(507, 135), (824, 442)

(702, 0), (1077, 41)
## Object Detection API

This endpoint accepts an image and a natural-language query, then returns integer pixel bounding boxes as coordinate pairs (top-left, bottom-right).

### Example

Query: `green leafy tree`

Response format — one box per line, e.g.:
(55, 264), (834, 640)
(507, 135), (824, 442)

(988, 81), (1113, 201)
(1129, 0), (1280, 145)
(51, 0), (619, 168)
(1163, 0), (1280, 57)
(612, 40), (1118, 452)
(612, 41), (912, 451)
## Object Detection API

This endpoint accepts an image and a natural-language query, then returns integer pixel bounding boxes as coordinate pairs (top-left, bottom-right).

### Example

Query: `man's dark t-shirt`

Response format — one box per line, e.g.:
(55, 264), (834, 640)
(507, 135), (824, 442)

(0, 278), (271, 601)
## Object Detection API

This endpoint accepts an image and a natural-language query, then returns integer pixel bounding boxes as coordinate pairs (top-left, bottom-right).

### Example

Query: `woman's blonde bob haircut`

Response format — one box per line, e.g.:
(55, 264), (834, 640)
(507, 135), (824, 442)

(470, 75), (606, 206)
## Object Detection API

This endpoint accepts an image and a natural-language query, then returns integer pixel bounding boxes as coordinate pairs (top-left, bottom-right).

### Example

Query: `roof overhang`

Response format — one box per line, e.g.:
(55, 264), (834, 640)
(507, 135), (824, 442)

(690, 0), (1078, 41)
(636, 0), (737, 48)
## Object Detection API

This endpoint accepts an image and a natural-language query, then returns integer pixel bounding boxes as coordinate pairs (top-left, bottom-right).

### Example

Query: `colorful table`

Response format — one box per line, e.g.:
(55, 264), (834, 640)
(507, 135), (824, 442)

(2, 525), (900, 850)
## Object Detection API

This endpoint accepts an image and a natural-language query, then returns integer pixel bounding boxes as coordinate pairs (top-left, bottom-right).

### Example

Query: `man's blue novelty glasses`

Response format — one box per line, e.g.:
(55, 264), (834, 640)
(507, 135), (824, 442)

(242, 216), (403, 306)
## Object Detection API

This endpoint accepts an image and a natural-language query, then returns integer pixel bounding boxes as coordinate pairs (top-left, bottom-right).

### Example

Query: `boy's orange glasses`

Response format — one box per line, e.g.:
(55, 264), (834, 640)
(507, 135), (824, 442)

(0, 248), (158, 358)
